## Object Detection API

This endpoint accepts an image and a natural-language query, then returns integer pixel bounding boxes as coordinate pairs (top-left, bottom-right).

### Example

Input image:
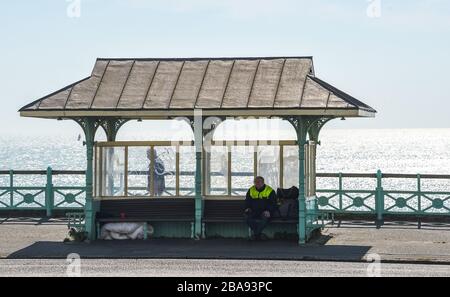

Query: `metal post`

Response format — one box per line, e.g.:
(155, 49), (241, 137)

(193, 111), (203, 239)
(375, 169), (384, 228)
(9, 170), (13, 208)
(297, 117), (308, 244)
(176, 149), (180, 196)
(45, 166), (53, 217)
(338, 172), (343, 211)
(417, 174), (421, 229)
(205, 151), (211, 195)
(84, 118), (96, 240)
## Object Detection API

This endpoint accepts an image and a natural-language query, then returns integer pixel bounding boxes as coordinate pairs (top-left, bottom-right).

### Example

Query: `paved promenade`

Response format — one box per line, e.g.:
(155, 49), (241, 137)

(1, 218), (450, 264)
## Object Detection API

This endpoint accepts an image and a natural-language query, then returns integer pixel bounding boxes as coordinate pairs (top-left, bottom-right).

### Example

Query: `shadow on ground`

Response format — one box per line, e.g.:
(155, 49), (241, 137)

(7, 236), (371, 261)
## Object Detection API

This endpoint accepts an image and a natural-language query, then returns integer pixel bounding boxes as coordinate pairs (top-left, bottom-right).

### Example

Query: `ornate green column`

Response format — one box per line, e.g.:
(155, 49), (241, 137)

(296, 117), (308, 244)
(99, 118), (129, 198)
(100, 118), (129, 142)
(81, 118), (97, 241)
(193, 112), (203, 239)
(287, 116), (334, 244)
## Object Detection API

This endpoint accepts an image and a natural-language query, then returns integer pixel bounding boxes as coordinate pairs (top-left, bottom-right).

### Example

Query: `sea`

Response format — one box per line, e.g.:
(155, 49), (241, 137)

(1, 128), (450, 193)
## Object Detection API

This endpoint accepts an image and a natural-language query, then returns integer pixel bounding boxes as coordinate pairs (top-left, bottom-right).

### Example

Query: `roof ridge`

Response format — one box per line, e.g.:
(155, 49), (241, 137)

(96, 56), (314, 62)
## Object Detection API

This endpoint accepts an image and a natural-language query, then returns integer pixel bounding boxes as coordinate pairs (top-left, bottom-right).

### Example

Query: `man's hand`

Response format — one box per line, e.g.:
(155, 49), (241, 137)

(244, 208), (252, 214)
(262, 211), (271, 218)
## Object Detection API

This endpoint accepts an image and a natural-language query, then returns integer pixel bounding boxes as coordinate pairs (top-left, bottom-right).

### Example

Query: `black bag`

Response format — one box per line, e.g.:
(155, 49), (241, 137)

(277, 187), (299, 200)
(274, 187), (299, 219)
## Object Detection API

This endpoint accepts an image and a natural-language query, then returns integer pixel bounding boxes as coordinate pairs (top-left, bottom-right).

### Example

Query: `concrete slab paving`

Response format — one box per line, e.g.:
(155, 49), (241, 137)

(1, 219), (450, 264)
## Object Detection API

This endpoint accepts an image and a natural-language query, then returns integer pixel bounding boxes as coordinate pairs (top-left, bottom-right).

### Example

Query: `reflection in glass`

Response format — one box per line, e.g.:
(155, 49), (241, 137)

(179, 146), (195, 196)
(101, 147), (125, 197)
(231, 146), (254, 196)
(207, 146), (228, 195)
(283, 146), (299, 188)
(127, 147), (150, 196)
(257, 146), (280, 190)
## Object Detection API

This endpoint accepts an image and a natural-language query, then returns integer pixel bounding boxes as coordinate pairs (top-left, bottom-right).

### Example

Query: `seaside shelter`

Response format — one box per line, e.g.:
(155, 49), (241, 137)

(19, 57), (376, 243)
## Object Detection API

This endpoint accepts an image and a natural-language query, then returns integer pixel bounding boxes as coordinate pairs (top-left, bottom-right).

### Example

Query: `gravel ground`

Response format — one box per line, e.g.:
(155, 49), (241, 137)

(1, 258), (450, 277)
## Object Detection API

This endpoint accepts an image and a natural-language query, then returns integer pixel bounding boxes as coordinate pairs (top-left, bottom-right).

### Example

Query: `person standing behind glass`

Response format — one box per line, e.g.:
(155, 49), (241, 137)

(147, 149), (166, 196)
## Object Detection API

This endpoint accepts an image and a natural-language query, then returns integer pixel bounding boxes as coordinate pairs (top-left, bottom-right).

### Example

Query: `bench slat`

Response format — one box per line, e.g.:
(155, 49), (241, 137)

(97, 198), (195, 221)
(203, 200), (298, 222)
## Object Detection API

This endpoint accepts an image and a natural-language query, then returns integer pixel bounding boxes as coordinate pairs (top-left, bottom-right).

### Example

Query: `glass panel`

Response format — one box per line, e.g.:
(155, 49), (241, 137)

(127, 146), (150, 196)
(305, 143), (317, 196)
(257, 146), (280, 190)
(283, 145), (299, 188)
(179, 146), (195, 196)
(94, 146), (100, 197)
(231, 146), (254, 196)
(207, 146), (229, 195)
(101, 147), (125, 197)
(154, 146), (176, 196)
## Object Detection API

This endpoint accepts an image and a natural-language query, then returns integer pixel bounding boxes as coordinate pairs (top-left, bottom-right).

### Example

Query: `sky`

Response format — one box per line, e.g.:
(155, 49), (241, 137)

(1, 0), (449, 137)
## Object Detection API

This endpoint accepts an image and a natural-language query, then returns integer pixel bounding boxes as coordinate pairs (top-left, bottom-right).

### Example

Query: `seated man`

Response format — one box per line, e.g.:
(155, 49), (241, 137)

(244, 176), (277, 240)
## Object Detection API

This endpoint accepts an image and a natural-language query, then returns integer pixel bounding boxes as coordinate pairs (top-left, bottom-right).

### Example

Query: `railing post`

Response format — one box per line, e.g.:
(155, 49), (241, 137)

(375, 169), (384, 228)
(9, 170), (14, 208)
(338, 172), (343, 211)
(45, 166), (54, 217)
(417, 174), (421, 229)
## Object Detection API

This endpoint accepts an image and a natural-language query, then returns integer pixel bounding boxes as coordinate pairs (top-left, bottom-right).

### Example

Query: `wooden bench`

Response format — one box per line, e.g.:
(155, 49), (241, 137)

(96, 198), (195, 239)
(202, 199), (298, 238)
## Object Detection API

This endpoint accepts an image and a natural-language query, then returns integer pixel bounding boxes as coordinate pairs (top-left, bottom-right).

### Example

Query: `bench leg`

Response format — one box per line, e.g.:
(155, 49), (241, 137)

(96, 222), (100, 240)
(191, 222), (195, 239)
(201, 222), (206, 239)
(143, 222), (148, 240)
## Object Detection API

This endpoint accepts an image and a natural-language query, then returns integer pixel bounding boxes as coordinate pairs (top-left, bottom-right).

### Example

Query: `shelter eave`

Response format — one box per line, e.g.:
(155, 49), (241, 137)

(19, 107), (374, 120)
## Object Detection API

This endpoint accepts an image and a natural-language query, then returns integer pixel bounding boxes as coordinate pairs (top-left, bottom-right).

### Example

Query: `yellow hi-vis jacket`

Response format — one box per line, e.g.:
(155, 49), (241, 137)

(249, 185), (274, 199)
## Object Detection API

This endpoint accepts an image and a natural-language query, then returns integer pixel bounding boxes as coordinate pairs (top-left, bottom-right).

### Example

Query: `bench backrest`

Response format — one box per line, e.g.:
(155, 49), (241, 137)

(204, 200), (246, 221)
(98, 198), (195, 221)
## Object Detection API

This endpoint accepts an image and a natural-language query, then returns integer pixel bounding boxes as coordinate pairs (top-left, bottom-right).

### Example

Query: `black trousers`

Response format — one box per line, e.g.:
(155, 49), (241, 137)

(245, 213), (270, 236)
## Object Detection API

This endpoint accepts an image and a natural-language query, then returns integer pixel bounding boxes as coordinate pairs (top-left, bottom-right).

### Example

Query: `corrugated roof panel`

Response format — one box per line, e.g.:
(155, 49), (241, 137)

(195, 60), (233, 109)
(24, 101), (40, 110)
(327, 94), (350, 108)
(143, 61), (183, 109)
(170, 60), (208, 109)
(301, 76), (330, 108)
(247, 59), (284, 108)
(91, 60), (134, 109)
(19, 57), (377, 117)
(274, 59), (312, 108)
(308, 76), (373, 111)
(222, 60), (259, 108)
(38, 88), (71, 110)
(65, 60), (109, 109)
(117, 61), (158, 109)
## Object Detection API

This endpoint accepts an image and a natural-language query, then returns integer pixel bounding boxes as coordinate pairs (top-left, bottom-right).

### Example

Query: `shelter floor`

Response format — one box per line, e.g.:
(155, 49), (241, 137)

(2, 218), (450, 264)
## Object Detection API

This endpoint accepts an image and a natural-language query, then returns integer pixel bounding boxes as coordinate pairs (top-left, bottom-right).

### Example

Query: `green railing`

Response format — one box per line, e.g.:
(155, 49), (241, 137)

(3, 168), (450, 229)
(0, 168), (86, 216)
(316, 170), (450, 227)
